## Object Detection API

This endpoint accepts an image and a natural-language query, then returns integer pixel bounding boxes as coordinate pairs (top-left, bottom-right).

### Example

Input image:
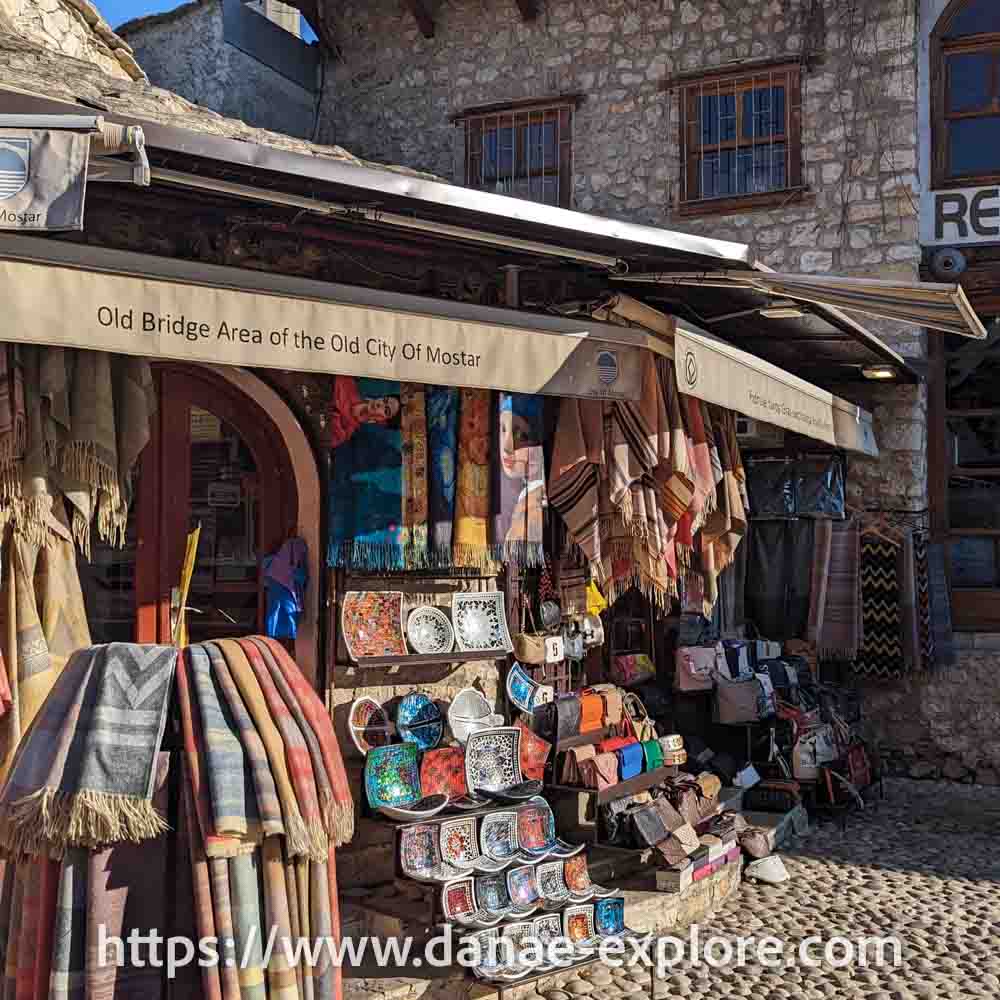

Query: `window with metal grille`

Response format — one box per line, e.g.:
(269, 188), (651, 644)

(676, 62), (803, 215)
(454, 99), (576, 209)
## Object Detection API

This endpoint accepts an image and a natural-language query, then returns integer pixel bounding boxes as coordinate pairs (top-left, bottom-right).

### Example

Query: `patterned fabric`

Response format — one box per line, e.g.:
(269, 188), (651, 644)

(328, 376), (405, 570)
(807, 519), (833, 643)
(927, 541), (956, 668)
(0, 643), (175, 856)
(0, 346), (25, 510)
(204, 642), (285, 841)
(818, 520), (863, 662)
(238, 639), (328, 862)
(48, 849), (86, 1000)
(229, 852), (267, 1000)
(899, 531), (920, 673)
(420, 747), (468, 800)
(453, 388), (494, 570)
(426, 387), (458, 568)
(853, 536), (905, 680)
(261, 837), (299, 1000)
(401, 384), (429, 569)
(493, 393), (546, 568)
(913, 532), (937, 672)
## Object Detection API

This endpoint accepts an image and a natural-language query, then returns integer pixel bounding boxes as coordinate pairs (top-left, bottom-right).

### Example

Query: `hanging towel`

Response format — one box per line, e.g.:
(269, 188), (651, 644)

(48, 848), (86, 1000)
(216, 639), (312, 859)
(493, 393), (546, 568)
(238, 638), (328, 861)
(549, 396), (605, 572)
(807, 519), (834, 643)
(253, 636), (354, 847)
(229, 852), (267, 1000)
(0, 502), (89, 781)
(327, 376), (404, 570)
(400, 384), (429, 569)
(204, 642), (285, 841)
(453, 388), (494, 570)
(187, 644), (263, 848)
(853, 535), (905, 681)
(913, 532), (937, 672)
(819, 521), (863, 661)
(84, 753), (171, 1000)
(0, 643), (175, 856)
(426, 387), (459, 567)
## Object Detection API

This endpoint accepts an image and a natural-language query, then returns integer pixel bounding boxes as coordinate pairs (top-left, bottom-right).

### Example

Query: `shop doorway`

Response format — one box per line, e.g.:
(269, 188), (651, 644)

(77, 362), (305, 652)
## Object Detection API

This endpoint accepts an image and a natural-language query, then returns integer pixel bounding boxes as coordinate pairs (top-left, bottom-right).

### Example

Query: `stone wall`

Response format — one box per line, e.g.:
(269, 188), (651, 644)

(2, 0), (143, 79)
(120, 0), (316, 139)
(861, 646), (1000, 784)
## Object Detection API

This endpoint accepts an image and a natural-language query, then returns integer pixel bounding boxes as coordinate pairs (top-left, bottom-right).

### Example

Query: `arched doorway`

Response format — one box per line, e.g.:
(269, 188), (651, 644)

(76, 362), (321, 684)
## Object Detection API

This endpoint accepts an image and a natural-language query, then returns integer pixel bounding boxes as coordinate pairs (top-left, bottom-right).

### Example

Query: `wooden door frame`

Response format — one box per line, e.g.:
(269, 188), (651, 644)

(136, 363), (322, 689)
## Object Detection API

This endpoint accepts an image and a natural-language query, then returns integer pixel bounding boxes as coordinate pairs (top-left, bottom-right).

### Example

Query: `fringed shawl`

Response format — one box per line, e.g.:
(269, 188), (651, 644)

(453, 388), (495, 571)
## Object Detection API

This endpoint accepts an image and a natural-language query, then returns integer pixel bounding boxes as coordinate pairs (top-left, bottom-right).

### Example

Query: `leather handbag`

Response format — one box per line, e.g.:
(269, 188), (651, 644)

(622, 692), (657, 743)
(696, 771), (722, 808)
(793, 723), (839, 780)
(742, 780), (801, 813)
(562, 624), (585, 661)
(674, 647), (716, 693)
(611, 653), (656, 688)
(560, 744), (595, 785)
(513, 603), (547, 665)
(579, 693), (605, 734)
(598, 735), (637, 754)
(653, 796), (686, 832)
(642, 739), (664, 772)
(656, 823), (699, 865)
(631, 801), (670, 847)
(617, 742), (644, 781)
(600, 689), (624, 729)
(739, 827), (772, 860)
(714, 672), (764, 724)
(580, 752), (619, 791)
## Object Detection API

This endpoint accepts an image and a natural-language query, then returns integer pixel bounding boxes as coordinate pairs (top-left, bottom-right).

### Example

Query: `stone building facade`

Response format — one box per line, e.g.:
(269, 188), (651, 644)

(119, 0), (318, 139)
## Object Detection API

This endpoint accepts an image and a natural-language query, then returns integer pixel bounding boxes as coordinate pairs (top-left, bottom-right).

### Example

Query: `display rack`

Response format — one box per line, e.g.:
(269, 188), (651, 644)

(354, 650), (510, 669)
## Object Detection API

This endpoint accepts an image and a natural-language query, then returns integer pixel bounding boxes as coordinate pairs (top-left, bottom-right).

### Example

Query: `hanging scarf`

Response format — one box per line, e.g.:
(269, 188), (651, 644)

(818, 520), (863, 661)
(913, 532), (937, 672)
(675, 394), (715, 573)
(0, 347), (25, 513)
(0, 643), (175, 857)
(426, 386), (458, 567)
(899, 529), (921, 673)
(261, 837), (299, 1000)
(327, 376), (404, 570)
(493, 393), (546, 568)
(400, 384), (429, 569)
(453, 388), (494, 570)
(854, 534), (905, 680)
(807, 518), (834, 643)
(657, 358), (694, 524)
(229, 852), (267, 1000)
(48, 849), (86, 1000)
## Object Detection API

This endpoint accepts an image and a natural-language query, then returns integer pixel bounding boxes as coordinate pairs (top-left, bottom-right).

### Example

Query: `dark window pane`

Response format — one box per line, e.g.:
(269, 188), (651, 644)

(700, 142), (785, 199)
(742, 86), (785, 139)
(945, 1), (1000, 38)
(949, 536), (998, 587)
(948, 51), (994, 111)
(950, 116), (1000, 175)
(699, 93), (736, 145)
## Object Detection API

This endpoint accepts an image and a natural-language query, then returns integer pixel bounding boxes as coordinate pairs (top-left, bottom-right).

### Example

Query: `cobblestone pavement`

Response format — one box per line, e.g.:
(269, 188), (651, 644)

(529, 780), (1000, 1000)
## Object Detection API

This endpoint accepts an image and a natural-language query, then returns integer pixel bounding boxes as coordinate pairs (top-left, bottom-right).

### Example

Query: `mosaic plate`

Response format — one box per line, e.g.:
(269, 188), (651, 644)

(533, 913), (564, 948)
(342, 591), (406, 661)
(406, 606), (455, 655)
(465, 727), (523, 796)
(595, 896), (625, 937)
(364, 742), (421, 812)
(462, 928), (502, 974)
(348, 696), (392, 756)
(562, 904), (598, 948)
(400, 823), (464, 883)
(447, 687), (494, 744)
(483, 779), (544, 804)
(506, 662), (538, 714)
(419, 747), (468, 801)
(453, 592), (513, 653)
(499, 921), (537, 973)
(475, 871), (537, 920)
(563, 853), (615, 900)
(380, 794), (450, 822)
(506, 864), (541, 909)
(440, 817), (480, 870)
(396, 692), (443, 751)
(441, 878), (502, 928)
(479, 811), (523, 865)
(515, 720), (551, 782)
(535, 860), (571, 903)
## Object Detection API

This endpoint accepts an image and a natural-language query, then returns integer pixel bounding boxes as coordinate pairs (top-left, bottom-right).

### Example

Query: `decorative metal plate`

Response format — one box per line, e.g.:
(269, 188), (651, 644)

(595, 896), (626, 937)
(465, 727), (523, 796)
(505, 662), (538, 714)
(462, 928), (501, 974)
(348, 696), (391, 756)
(396, 692), (443, 751)
(479, 811), (521, 864)
(562, 904), (597, 947)
(515, 797), (558, 858)
(364, 742), (420, 811)
(506, 865), (540, 909)
(420, 747), (468, 801)
(406, 605), (455, 655)
(440, 817), (480, 870)
(453, 591), (513, 653)
(533, 913), (563, 948)
(400, 823), (464, 883)
(483, 779), (544, 804)
(441, 878), (502, 928)
(448, 687), (494, 744)
(342, 591), (406, 660)
(536, 860), (570, 903)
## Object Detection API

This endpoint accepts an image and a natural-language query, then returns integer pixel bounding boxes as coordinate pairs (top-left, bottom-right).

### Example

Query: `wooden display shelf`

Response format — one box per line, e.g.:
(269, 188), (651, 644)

(553, 728), (612, 753)
(546, 764), (680, 806)
(352, 649), (510, 669)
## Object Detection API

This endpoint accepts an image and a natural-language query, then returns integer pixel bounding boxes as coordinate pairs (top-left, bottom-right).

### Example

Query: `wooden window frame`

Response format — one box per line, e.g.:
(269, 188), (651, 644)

(673, 61), (803, 216)
(454, 98), (575, 210)
(932, 0), (1000, 189)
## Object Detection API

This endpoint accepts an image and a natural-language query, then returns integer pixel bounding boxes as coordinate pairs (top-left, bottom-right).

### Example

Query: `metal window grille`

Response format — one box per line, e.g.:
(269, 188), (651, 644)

(460, 103), (573, 209)
(679, 64), (802, 207)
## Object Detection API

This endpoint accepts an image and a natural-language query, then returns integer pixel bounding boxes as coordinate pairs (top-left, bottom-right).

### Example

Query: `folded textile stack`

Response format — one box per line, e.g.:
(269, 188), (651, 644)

(0, 637), (353, 1000)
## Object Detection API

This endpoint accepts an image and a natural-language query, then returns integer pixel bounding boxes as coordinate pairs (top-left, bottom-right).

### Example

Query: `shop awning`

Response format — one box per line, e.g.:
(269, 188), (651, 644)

(674, 322), (878, 457)
(619, 270), (987, 340)
(0, 235), (668, 401)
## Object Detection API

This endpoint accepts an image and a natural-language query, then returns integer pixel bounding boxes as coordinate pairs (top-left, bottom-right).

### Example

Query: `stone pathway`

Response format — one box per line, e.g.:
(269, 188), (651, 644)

(526, 780), (1000, 1000)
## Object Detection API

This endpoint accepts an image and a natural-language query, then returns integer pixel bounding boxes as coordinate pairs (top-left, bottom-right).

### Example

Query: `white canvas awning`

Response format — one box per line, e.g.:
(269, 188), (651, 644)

(619, 270), (987, 340)
(674, 322), (878, 457)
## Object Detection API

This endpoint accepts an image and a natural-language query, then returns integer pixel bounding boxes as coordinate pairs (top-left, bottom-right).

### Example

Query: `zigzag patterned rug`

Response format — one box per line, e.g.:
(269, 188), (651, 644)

(913, 532), (936, 673)
(853, 536), (905, 680)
